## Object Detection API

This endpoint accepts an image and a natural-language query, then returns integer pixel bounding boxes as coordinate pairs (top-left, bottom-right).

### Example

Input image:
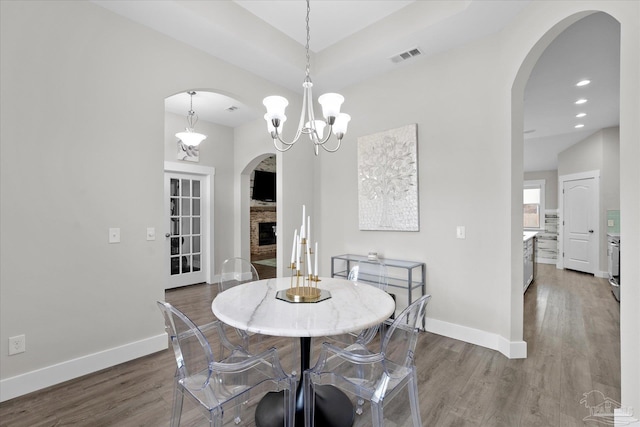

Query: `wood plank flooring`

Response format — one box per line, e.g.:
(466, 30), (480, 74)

(0, 264), (620, 426)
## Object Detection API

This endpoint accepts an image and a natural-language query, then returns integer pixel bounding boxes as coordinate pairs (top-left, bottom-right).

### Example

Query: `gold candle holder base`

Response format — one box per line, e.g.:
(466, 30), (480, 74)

(276, 288), (331, 304)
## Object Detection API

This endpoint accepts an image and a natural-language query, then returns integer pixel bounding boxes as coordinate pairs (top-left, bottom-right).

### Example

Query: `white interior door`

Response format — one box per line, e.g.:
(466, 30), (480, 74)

(165, 172), (207, 288)
(563, 177), (596, 273)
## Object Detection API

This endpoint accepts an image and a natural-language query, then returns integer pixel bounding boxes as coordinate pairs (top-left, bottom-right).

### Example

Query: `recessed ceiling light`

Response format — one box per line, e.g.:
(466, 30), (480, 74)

(576, 113), (587, 118)
(575, 124), (585, 129)
(576, 80), (591, 87)
(575, 99), (588, 105)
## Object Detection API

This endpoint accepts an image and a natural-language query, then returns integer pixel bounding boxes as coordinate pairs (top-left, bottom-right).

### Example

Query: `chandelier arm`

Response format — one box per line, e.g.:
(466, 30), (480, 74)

(313, 125), (335, 145)
(317, 137), (343, 153)
(273, 137), (296, 152)
(274, 130), (302, 146)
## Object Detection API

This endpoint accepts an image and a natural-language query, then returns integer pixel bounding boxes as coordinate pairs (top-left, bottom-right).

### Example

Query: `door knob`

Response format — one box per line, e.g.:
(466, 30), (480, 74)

(588, 230), (594, 233)
(165, 233), (171, 238)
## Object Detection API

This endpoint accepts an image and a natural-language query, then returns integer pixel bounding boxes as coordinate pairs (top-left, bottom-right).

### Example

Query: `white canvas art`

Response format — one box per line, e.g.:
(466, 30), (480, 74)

(357, 124), (419, 231)
(177, 140), (199, 162)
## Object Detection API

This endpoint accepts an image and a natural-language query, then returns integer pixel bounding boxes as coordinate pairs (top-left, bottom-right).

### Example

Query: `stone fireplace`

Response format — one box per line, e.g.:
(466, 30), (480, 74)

(250, 207), (276, 255)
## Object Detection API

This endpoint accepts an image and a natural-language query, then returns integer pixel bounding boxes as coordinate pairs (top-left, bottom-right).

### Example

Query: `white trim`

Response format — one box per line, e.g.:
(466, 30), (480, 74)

(558, 170), (600, 273)
(164, 161), (215, 177)
(425, 317), (527, 359)
(164, 162), (215, 285)
(0, 334), (167, 402)
(536, 257), (557, 265)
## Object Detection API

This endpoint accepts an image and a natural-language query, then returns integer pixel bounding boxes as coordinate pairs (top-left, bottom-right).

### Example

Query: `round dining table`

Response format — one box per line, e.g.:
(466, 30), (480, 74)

(212, 276), (395, 427)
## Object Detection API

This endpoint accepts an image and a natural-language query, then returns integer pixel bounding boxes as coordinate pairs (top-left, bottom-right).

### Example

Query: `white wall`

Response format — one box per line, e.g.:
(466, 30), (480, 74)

(0, 0), (307, 401)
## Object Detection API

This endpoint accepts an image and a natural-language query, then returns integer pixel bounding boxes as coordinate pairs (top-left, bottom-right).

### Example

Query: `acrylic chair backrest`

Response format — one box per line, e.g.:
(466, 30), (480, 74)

(218, 257), (260, 293)
(347, 261), (388, 291)
(381, 294), (431, 368)
(157, 301), (214, 391)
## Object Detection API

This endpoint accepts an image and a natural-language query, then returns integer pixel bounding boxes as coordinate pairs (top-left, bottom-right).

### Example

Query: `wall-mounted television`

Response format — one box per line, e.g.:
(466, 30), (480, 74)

(252, 170), (276, 202)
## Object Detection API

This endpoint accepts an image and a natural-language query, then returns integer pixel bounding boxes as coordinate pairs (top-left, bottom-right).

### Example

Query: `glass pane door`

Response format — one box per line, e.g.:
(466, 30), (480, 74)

(166, 173), (206, 288)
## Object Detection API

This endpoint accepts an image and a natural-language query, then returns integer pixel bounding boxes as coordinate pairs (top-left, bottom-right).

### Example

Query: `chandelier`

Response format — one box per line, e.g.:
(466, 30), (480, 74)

(263, 0), (350, 156)
(176, 91), (207, 146)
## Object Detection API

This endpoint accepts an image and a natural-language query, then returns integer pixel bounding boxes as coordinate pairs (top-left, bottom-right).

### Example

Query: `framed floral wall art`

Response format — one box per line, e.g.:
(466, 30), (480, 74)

(357, 124), (419, 231)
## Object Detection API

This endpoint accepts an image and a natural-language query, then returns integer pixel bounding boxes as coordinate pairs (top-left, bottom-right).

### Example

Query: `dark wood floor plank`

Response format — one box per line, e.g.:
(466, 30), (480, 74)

(0, 264), (620, 426)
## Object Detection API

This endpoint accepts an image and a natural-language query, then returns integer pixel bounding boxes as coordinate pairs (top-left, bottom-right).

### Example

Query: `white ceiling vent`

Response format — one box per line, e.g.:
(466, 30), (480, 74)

(390, 47), (423, 64)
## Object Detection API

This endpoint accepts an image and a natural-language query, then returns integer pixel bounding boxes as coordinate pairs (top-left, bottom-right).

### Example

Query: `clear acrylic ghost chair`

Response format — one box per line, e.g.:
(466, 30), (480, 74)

(217, 257), (261, 351)
(157, 301), (295, 427)
(304, 294), (431, 427)
(218, 257), (260, 292)
(323, 261), (390, 347)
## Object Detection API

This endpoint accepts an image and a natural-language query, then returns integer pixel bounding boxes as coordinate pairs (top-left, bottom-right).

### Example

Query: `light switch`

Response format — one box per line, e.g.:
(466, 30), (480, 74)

(147, 227), (156, 241)
(109, 228), (120, 243)
(456, 226), (466, 239)
(608, 220), (614, 227)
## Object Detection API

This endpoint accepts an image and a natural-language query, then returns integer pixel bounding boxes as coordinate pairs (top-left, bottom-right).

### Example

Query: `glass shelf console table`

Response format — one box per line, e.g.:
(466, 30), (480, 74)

(331, 254), (426, 319)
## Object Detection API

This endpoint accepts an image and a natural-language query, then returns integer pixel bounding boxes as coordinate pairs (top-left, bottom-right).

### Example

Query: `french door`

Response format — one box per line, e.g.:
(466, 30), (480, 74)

(165, 172), (207, 288)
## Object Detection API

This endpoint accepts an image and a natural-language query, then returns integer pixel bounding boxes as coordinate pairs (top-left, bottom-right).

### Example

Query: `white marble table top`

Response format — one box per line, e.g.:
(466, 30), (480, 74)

(211, 276), (395, 338)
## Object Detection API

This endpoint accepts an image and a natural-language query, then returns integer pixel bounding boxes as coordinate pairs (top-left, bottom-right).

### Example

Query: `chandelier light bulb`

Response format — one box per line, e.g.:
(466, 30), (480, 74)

(332, 114), (351, 138)
(318, 93), (344, 123)
(265, 113), (286, 136)
(176, 129), (207, 146)
(263, 96), (289, 124)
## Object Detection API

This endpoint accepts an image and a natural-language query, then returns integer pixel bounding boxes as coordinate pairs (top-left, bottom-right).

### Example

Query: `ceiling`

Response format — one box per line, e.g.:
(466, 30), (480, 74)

(93, 1), (620, 172)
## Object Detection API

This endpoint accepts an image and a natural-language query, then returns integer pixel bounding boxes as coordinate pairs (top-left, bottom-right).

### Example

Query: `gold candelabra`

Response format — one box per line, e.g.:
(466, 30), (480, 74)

(286, 237), (321, 302)
(275, 205), (330, 304)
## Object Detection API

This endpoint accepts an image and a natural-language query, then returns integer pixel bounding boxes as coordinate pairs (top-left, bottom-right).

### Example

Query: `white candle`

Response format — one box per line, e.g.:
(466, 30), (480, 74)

(290, 229), (297, 264)
(314, 242), (318, 277)
(301, 207), (306, 239)
(307, 215), (311, 245)
(306, 244), (312, 276)
(296, 234), (301, 271)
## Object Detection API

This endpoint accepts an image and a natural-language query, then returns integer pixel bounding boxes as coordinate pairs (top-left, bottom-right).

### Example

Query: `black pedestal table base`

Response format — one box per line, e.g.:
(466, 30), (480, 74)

(255, 337), (355, 427)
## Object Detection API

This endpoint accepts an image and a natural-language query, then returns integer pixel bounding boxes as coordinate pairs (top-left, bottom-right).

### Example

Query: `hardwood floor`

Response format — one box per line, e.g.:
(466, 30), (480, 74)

(251, 252), (277, 280)
(0, 264), (620, 426)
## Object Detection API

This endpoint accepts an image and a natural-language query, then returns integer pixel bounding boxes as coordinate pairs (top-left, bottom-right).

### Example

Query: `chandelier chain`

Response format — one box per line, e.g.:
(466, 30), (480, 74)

(305, 0), (311, 78)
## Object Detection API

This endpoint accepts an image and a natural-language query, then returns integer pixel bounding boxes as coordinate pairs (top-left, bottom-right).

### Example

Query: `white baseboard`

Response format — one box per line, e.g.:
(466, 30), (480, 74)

(536, 257), (557, 265)
(425, 317), (527, 359)
(0, 333), (167, 402)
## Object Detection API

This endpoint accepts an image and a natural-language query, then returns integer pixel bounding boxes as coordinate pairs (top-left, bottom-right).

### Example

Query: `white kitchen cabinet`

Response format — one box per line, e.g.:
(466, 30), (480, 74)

(523, 233), (536, 292)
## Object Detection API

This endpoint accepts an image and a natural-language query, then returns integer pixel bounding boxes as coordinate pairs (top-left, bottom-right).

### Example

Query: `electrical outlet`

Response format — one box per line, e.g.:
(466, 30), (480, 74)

(456, 226), (466, 239)
(9, 335), (25, 355)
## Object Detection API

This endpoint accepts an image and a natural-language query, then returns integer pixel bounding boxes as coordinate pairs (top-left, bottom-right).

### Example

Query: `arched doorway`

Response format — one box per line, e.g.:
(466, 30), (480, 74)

(511, 10), (621, 357)
(239, 154), (278, 278)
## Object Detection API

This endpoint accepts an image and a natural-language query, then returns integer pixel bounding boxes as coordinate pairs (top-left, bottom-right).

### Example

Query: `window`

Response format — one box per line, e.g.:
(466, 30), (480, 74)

(524, 180), (545, 230)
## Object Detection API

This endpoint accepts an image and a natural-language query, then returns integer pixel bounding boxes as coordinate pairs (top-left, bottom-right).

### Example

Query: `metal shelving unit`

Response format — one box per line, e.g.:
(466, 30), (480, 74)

(331, 254), (426, 317)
